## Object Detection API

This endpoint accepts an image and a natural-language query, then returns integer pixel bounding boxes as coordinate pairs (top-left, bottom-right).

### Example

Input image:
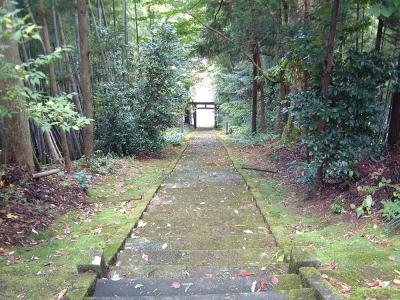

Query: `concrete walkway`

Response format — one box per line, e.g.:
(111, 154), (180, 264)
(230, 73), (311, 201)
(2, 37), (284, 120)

(92, 131), (313, 299)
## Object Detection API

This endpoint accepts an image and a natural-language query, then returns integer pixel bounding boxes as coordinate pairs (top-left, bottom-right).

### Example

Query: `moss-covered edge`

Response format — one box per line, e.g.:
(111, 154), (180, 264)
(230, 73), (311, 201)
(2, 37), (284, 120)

(65, 140), (191, 300)
(218, 133), (341, 300)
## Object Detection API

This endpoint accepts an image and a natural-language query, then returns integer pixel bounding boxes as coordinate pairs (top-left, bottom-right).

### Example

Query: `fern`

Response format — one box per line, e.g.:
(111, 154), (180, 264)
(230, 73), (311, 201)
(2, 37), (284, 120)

(388, 215), (400, 232)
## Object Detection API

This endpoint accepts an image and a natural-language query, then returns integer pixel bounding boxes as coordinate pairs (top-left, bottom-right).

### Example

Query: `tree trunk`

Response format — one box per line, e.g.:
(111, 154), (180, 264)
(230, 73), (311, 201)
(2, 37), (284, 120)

(252, 42), (259, 134)
(123, 0), (128, 63)
(38, 0), (58, 97)
(134, 1), (139, 51)
(275, 71), (290, 134)
(388, 92), (400, 146)
(321, 0), (340, 93)
(57, 13), (83, 114)
(0, 0), (35, 171)
(387, 55), (400, 146)
(260, 79), (266, 131)
(39, 0), (71, 169)
(113, 0), (116, 30)
(257, 50), (266, 131)
(375, 17), (384, 52)
(78, 0), (95, 158)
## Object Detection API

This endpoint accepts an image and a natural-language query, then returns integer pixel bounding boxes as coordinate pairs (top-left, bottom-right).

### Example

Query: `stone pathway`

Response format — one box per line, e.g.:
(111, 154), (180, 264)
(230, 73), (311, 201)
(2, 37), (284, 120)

(92, 131), (314, 299)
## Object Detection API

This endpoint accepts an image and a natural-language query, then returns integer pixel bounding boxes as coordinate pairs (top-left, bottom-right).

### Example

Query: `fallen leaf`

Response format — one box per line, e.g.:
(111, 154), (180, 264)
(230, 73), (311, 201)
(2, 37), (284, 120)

(238, 270), (255, 277)
(271, 276), (279, 285)
(257, 279), (269, 292)
(171, 282), (181, 289)
(6, 213), (18, 219)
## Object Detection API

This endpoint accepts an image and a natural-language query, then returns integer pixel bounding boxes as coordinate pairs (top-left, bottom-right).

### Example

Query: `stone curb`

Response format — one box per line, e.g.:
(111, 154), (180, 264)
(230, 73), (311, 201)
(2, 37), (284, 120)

(65, 139), (191, 300)
(299, 267), (344, 300)
(219, 134), (341, 300)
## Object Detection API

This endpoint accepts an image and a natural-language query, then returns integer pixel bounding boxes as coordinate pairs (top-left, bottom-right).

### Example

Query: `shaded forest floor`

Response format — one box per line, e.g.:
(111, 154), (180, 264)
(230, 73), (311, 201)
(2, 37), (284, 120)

(0, 143), (187, 300)
(220, 133), (400, 299)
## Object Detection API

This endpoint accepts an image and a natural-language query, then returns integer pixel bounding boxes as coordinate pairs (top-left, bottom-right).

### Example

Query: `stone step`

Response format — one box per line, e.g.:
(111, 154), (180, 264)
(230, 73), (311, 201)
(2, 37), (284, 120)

(156, 185), (250, 198)
(134, 223), (269, 237)
(149, 192), (255, 204)
(109, 265), (290, 281)
(89, 292), (287, 300)
(123, 234), (275, 251)
(92, 277), (299, 298)
(115, 248), (283, 267)
(141, 213), (265, 228)
(144, 206), (261, 219)
(147, 199), (258, 212)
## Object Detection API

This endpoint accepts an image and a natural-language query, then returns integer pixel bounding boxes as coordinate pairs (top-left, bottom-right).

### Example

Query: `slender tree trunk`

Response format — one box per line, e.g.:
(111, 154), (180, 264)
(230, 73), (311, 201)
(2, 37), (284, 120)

(361, 7), (365, 52)
(113, 0), (116, 30)
(38, 0), (58, 97)
(276, 71), (290, 133)
(39, 0), (71, 169)
(57, 13), (83, 114)
(260, 79), (266, 131)
(257, 50), (266, 131)
(375, 17), (384, 52)
(78, 0), (95, 158)
(123, 0), (128, 63)
(134, 1), (139, 51)
(99, 0), (107, 27)
(387, 54), (400, 146)
(0, 0), (34, 171)
(252, 42), (259, 134)
(356, 2), (359, 51)
(74, 0), (81, 56)
(321, 0), (340, 93)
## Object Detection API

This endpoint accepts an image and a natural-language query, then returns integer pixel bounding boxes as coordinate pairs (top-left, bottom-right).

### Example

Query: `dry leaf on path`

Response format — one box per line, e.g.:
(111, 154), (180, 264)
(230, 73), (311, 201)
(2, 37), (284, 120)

(171, 282), (181, 289)
(271, 276), (279, 285)
(257, 279), (269, 292)
(238, 270), (255, 277)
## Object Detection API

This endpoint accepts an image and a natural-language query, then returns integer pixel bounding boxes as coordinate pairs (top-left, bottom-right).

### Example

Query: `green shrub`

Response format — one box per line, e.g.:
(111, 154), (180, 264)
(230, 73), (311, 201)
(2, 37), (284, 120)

(73, 171), (92, 191)
(164, 128), (188, 146)
(95, 23), (189, 156)
(291, 51), (394, 183)
(381, 200), (400, 221)
(330, 195), (345, 214)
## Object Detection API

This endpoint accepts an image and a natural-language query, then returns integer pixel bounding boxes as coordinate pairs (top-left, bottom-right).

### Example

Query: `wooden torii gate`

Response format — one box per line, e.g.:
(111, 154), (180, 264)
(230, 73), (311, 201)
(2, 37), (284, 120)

(190, 102), (219, 129)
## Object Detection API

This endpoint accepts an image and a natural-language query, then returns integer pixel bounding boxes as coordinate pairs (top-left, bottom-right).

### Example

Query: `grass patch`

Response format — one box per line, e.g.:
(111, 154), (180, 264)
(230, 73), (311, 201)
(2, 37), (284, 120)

(219, 133), (400, 300)
(0, 145), (187, 300)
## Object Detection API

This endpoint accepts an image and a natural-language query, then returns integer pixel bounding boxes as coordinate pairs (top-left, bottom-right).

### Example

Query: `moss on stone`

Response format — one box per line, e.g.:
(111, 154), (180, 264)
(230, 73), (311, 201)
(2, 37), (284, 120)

(288, 288), (316, 300)
(274, 274), (303, 290)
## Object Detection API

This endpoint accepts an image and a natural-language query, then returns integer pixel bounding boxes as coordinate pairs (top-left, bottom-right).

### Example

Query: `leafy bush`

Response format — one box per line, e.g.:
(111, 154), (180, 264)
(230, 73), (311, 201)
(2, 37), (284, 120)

(330, 195), (345, 214)
(95, 23), (188, 156)
(164, 128), (187, 146)
(77, 154), (117, 175)
(356, 195), (374, 218)
(381, 200), (400, 221)
(73, 171), (92, 191)
(234, 132), (278, 147)
(291, 51), (394, 183)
